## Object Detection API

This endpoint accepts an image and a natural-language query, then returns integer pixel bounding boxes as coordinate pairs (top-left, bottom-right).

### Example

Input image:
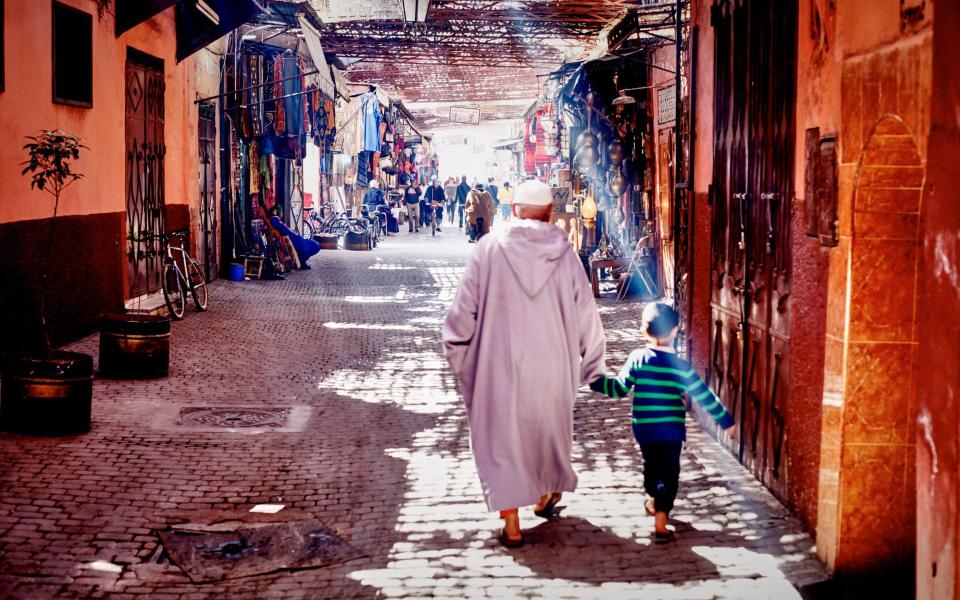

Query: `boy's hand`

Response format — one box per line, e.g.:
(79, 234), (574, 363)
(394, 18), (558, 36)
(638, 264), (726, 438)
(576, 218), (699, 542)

(725, 424), (737, 438)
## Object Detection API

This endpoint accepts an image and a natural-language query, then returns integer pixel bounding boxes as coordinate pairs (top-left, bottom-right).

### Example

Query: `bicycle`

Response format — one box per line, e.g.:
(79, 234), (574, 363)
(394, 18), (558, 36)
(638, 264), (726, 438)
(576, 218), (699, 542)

(156, 228), (208, 320)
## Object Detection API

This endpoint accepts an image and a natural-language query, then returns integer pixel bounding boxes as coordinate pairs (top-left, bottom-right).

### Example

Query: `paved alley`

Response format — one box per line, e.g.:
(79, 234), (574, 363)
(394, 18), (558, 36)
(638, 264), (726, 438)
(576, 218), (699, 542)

(0, 230), (828, 599)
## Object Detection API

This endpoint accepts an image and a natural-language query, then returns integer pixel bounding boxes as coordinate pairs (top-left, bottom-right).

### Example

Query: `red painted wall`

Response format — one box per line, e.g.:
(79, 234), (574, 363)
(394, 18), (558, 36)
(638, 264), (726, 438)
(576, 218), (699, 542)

(916, 0), (960, 595)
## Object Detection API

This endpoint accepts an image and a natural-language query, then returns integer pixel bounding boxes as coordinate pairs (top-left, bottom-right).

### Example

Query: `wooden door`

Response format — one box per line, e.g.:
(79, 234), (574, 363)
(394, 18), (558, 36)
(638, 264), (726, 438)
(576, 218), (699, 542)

(198, 101), (218, 281)
(707, 0), (797, 499)
(125, 50), (166, 298)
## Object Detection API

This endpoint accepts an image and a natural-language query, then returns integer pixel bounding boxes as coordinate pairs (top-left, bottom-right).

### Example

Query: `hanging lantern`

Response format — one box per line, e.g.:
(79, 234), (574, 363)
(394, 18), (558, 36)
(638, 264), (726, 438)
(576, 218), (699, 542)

(608, 168), (626, 197)
(581, 193), (598, 221)
(608, 140), (625, 164)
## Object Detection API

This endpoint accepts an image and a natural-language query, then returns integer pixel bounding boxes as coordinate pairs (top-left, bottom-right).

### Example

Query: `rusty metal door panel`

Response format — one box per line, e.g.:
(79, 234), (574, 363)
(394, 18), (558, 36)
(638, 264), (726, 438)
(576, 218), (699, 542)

(707, 0), (798, 501)
(125, 55), (166, 299)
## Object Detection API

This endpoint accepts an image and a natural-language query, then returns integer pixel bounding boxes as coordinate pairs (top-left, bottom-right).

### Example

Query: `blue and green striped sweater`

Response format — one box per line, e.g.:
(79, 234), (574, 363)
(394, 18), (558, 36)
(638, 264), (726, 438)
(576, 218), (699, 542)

(590, 347), (734, 443)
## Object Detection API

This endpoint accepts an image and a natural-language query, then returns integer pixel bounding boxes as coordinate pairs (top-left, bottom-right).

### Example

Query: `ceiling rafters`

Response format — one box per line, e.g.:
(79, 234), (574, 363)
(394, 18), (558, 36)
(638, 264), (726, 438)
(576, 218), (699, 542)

(294, 0), (680, 125)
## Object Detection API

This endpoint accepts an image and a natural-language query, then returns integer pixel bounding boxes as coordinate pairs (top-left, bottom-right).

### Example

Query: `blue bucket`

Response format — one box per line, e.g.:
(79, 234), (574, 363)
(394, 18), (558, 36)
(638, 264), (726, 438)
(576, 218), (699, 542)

(229, 263), (245, 281)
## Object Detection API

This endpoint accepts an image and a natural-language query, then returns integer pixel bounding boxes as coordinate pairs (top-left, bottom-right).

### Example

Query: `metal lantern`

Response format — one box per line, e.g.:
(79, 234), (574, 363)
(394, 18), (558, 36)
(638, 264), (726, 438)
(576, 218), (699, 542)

(608, 167), (626, 197)
(608, 139), (625, 164)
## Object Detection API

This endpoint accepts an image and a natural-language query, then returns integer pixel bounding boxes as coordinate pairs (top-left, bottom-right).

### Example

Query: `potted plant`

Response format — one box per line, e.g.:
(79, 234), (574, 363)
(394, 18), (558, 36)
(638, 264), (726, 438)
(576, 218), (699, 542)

(0, 131), (94, 434)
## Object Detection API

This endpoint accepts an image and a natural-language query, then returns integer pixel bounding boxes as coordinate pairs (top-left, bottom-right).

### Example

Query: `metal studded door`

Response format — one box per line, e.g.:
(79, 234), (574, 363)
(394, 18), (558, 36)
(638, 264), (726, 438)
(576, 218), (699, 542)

(707, 0), (797, 500)
(125, 50), (166, 298)
(198, 101), (218, 281)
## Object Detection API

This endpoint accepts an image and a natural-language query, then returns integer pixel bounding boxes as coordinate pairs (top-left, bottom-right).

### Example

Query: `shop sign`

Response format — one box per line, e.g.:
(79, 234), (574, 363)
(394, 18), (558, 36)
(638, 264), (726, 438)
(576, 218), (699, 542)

(657, 86), (676, 126)
(551, 187), (573, 213)
(450, 106), (481, 125)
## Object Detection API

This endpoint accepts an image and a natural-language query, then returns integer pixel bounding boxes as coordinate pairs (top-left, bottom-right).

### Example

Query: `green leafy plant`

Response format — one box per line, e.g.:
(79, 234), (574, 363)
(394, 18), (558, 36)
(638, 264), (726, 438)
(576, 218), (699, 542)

(21, 130), (87, 353)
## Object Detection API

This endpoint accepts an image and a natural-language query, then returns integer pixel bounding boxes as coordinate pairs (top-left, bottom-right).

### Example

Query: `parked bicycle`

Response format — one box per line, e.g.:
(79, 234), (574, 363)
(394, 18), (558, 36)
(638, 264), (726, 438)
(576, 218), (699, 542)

(153, 228), (208, 320)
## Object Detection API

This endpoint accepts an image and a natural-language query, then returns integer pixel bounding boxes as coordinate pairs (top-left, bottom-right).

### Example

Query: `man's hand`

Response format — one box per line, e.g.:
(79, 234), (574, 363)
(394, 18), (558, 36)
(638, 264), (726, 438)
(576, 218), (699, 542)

(725, 424), (737, 438)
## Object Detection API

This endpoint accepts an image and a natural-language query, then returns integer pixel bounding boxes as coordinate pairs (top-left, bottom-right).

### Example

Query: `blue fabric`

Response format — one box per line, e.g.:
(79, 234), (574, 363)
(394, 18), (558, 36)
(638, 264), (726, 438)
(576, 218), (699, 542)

(270, 216), (320, 267)
(362, 93), (382, 153)
(282, 58), (303, 135)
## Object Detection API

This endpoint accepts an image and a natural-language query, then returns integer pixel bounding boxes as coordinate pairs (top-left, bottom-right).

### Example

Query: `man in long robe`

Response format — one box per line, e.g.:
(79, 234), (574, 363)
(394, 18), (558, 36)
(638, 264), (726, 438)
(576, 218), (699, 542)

(441, 180), (607, 547)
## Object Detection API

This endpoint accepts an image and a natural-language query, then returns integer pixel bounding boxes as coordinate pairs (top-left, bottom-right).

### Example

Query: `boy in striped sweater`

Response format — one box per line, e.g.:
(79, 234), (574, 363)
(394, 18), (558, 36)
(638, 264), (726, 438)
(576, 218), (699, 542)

(589, 302), (736, 543)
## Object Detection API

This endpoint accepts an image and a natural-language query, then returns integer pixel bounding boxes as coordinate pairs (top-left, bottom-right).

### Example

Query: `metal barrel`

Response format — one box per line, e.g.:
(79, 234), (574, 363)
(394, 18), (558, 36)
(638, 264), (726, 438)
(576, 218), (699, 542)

(0, 351), (93, 435)
(98, 312), (171, 379)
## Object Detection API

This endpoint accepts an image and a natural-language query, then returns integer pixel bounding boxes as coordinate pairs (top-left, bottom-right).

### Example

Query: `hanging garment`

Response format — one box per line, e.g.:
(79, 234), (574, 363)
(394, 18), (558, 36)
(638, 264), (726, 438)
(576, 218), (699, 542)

(361, 92), (382, 153)
(301, 57), (311, 136)
(283, 56), (303, 135)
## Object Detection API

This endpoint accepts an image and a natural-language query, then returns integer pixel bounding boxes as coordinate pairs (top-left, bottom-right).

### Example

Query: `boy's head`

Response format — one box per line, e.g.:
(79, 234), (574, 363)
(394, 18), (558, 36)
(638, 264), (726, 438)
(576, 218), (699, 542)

(642, 302), (680, 345)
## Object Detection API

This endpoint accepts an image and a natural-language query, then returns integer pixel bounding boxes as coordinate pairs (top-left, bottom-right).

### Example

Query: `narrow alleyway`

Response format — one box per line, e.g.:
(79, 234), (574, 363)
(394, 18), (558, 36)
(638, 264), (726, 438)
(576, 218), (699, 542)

(0, 232), (827, 599)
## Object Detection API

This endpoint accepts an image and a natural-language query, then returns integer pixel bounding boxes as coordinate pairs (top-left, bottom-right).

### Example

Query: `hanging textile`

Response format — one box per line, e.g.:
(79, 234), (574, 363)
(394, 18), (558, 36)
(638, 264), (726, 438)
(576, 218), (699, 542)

(249, 139), (260, 194)
(283, 56), (304, 136)
(361, 92), (382, 153)
(273, 56), (285, 134)
(248, 55), (264, 137)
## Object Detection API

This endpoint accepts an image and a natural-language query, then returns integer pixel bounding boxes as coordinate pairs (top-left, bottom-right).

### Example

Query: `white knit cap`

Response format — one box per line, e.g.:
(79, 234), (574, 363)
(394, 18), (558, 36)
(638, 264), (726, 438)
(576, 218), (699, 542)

(514, 179), (553, 207)
(369, 180), (379, 189)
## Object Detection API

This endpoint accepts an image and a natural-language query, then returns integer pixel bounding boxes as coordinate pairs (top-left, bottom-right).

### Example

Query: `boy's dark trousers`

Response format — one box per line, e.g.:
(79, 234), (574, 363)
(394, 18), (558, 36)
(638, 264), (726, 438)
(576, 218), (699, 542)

(639, 441), (683, 513)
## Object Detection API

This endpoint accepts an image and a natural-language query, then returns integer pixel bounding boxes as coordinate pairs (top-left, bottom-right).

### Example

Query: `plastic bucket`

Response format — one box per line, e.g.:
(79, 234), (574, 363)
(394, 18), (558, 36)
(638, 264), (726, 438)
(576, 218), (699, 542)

(229, 263), (245, 281)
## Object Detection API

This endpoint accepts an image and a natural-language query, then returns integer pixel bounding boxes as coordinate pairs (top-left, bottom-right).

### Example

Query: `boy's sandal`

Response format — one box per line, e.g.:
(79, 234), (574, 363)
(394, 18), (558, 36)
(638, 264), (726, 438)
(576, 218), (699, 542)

(654, 530), (676, 545)
(498, 529), (524, 548)
(534, 493), (563, 519)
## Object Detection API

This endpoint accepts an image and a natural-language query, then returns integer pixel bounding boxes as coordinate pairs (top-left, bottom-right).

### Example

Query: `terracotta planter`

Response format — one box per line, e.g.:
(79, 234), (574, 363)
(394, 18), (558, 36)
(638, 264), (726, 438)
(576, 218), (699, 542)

(0, 351), (93, 435)
(98, 312), (171, 379)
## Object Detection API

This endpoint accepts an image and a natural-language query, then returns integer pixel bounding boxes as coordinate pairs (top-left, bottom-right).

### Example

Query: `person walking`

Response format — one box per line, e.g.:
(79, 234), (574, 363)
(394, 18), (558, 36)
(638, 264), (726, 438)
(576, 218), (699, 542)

(499, 181), (513, 221)
(465, 183), (494, 243)
(588, 302), (736, 543)
(456, 175), (470, 229)
(486, 177), (499, 215)
(441, 179), (607, 548)
(444, 178), (457, 225)
(404, 181), (422, 233)
(424, 176), (446, 232)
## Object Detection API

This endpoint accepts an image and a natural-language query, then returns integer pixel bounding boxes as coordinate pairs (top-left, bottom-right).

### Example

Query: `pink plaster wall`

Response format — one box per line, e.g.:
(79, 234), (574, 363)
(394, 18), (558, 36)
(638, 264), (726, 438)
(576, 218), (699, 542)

(0, 0), (199, 225)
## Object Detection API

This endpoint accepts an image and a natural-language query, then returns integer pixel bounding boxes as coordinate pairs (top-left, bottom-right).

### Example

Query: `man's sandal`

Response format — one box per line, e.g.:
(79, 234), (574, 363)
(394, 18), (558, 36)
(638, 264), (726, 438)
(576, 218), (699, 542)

(498, 529), (524, 548)
(534, 493), (563, 519)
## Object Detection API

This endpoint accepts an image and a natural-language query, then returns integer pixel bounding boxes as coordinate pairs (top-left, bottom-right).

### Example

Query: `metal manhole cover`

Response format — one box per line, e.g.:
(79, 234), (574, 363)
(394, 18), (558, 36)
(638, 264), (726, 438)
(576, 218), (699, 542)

(178, 407), (291, 428)
(156, 519), (365, 582)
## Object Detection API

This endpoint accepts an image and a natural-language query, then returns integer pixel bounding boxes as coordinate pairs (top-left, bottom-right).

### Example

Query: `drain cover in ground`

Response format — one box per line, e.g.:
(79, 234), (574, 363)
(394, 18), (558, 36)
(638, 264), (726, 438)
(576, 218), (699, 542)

(156, 519), (365, 582)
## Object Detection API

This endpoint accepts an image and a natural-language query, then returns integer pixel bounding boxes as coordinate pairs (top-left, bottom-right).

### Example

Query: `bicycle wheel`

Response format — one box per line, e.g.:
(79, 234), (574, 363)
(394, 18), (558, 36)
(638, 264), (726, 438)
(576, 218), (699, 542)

(301, 215), (316, 239)
(162, 263), (186, 320)
(187, 259), (208, 311)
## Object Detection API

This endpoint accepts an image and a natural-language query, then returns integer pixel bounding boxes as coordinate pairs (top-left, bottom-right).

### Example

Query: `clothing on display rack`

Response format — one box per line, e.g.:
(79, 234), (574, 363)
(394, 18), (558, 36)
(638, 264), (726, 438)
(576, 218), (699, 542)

(362, 92), (382, 153)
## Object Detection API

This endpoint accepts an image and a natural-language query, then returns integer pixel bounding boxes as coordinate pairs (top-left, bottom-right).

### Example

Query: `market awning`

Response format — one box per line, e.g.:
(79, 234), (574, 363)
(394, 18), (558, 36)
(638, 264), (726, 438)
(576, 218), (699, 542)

(175, 0), (266, 62)
(115, 0), (176, 36)
(115, 0), (266, 62)
(298, 15), (335, 99)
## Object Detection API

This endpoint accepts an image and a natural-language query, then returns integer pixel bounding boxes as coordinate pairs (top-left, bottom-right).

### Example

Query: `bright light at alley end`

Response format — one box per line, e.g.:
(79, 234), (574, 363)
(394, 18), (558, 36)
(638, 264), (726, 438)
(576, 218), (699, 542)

(403, 0), (431, 23)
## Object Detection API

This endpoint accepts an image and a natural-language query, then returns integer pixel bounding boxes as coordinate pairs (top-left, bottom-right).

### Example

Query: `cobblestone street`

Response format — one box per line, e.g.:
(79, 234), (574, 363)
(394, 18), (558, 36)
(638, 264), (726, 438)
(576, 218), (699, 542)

(0, 231), (828, 599)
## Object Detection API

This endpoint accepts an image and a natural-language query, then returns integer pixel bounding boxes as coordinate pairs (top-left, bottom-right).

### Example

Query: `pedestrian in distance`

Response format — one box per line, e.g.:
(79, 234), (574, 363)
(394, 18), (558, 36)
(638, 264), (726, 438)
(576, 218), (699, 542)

(456, 175), (470, 229)
(444, 177), (457, 225)
(424, 175), (446, 232)
(588, 302), (736, 544)
(486, 177), (499, 214)
(404, 182), (422, 233)
(442, 179), (607, 548)
(499, 181), (513, 221)
(465, 183), (494, 243)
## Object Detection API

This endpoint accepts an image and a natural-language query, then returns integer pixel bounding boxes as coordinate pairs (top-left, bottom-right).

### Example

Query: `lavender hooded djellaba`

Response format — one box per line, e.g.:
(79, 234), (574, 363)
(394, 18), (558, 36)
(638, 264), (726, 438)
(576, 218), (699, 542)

(442, 219), (607, 511)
